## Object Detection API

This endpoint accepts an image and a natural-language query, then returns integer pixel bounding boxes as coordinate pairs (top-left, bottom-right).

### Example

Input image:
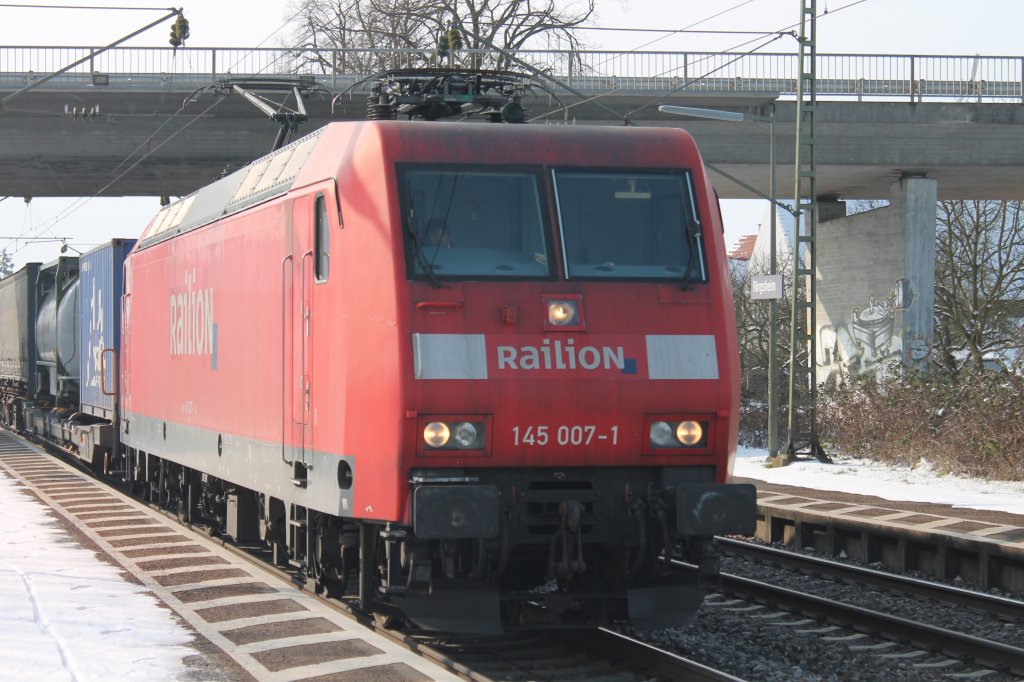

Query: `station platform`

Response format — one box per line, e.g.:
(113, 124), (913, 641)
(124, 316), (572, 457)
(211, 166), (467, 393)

(735, 477), (1024, 595)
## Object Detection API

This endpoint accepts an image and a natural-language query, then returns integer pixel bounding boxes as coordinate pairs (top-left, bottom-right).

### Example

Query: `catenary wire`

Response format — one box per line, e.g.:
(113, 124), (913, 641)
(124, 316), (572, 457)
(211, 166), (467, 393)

(526, 0), (869, 122)
(6, 9), (306, 255)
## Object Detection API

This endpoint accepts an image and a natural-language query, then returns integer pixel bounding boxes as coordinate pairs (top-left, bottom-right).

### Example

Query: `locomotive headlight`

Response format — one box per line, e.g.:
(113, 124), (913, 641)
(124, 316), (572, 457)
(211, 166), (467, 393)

(542, 294), (584, 331)
(547, 300), (578, 326)
(423, 422), (451, 448)
(650, 421), (677, 448)
(676, 420), (703, 446)
(421, 418), (487, 451)
(647, 417), (710, 450)
(453, 422), (479, 448)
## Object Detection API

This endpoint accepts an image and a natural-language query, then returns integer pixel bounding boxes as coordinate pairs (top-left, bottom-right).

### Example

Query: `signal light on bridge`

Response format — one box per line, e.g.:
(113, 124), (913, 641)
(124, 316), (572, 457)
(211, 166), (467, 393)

(447, 22), (463, 51)
(169, 14), (190, 48)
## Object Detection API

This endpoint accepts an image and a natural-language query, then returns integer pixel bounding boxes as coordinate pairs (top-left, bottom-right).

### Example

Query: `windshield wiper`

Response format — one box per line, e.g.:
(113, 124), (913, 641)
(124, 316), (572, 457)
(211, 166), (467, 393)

(408, 206), (443, 289)
(680, 219), (700, 290)
(410, 228), (443, 289)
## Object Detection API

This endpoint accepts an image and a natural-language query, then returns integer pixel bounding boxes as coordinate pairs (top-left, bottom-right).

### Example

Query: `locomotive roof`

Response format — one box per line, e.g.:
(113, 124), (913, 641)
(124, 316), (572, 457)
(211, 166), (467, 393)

(137, 121), (701, 251)
(138, 126), (327, 249)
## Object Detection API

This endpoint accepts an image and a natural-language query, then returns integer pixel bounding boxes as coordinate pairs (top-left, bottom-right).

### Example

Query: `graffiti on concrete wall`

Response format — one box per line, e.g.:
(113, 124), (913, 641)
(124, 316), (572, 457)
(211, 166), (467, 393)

(818, 278), (926, 383)
(907, 335), (932, 362)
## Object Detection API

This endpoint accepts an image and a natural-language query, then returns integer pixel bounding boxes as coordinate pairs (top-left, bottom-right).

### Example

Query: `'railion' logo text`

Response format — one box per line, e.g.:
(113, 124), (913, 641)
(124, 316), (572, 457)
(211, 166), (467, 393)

(496, 339), (635, 373)
(170, 269), (215, 357)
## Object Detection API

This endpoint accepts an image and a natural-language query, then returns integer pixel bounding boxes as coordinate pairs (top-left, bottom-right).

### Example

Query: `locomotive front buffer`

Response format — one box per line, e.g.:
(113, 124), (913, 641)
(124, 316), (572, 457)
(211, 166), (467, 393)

(386, 472), (757, 633)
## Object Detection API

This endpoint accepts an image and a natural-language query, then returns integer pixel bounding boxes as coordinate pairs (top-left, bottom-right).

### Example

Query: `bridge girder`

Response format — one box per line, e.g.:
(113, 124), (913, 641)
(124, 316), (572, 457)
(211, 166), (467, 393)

(2, 89), (1024, 200)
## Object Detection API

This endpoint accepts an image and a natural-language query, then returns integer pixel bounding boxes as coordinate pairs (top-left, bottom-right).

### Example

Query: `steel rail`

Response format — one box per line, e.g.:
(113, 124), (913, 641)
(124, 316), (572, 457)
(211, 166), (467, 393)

(569, 628), (750, 682)
(716, 536), (1024, 622)
(718, 571), (1024, 676)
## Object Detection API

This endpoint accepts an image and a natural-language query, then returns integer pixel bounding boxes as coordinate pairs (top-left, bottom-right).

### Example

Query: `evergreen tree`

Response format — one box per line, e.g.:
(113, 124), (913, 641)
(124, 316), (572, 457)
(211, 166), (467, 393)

(0, 248), (14, 279)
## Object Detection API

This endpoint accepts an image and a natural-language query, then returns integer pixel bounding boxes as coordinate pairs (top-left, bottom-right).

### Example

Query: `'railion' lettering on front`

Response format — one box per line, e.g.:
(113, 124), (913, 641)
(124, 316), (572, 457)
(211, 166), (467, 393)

(170, 269), (214, 357)
(497, 339), (625, 371)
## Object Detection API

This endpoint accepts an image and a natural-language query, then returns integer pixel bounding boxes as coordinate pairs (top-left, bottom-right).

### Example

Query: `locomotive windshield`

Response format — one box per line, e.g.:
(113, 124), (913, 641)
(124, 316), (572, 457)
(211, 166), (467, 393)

(400, 166), (551, 280)
(552, 169), (706, 282)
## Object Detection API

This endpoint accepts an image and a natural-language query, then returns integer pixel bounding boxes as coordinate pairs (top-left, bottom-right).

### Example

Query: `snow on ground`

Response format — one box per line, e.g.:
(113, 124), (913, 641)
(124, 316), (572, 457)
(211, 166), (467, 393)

(0, 473), (196, 682)
(734, 446), (1024, 517)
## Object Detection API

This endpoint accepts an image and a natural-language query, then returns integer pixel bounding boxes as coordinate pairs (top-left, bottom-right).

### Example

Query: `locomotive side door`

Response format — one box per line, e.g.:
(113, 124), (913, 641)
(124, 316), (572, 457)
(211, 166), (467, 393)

(285, 197), (313, 476)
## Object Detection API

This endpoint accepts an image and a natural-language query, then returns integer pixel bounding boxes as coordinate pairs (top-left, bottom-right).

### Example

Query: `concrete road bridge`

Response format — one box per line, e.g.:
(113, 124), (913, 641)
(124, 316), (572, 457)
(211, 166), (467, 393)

(1, 46), (1024, 201)
(2, 45), (1022, 395)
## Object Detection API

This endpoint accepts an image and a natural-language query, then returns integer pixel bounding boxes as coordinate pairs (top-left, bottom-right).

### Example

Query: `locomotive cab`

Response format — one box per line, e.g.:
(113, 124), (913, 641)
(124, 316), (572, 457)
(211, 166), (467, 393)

(384, 132), (756, 631)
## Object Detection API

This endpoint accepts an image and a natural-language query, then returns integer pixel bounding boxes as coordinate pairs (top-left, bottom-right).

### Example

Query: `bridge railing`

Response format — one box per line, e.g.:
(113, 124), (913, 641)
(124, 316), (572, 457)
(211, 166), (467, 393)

(1, 46), (1021, 102)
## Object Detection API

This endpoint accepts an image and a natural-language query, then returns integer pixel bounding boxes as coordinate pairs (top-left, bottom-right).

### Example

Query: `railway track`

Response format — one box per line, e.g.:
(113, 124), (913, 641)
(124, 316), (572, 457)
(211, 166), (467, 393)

(391, 628), (746, 681)
(0, 429), (741, 682)
(716, 572), (1024, 677)
(691, 538), (1024, 678)
(718, 537), (1024, 621)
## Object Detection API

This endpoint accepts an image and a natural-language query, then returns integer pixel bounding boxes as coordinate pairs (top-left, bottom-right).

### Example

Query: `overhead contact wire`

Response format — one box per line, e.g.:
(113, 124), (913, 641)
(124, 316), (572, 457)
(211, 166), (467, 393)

(528, 0), (869, 123)
(9, 9), (306, 255)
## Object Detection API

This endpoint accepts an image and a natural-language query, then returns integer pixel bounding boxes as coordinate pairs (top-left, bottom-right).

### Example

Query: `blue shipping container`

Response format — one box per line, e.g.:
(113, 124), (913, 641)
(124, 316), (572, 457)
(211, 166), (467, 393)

(78, 239), (136, 419)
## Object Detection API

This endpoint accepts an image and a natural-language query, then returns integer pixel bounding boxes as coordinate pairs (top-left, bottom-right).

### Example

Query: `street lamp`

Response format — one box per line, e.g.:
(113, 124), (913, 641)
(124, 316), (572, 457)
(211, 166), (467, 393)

(59, 240), (83, 255)
(658, 103), (784, 457)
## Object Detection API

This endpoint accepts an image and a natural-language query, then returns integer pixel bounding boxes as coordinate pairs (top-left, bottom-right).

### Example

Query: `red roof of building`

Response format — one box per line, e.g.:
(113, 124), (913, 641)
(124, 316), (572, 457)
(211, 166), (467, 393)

(728, 234), (757, 261)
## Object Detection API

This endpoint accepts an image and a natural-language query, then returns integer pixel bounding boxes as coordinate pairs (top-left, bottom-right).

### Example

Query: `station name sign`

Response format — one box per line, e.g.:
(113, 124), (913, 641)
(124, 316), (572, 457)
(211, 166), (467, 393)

(751, 274), (783, 300)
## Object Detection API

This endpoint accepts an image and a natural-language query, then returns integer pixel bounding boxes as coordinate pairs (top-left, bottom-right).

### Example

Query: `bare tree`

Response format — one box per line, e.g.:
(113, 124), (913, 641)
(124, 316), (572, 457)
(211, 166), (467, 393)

(730, 252), (797, 446)
(731, 251), (797, 391)
(844, 198), (889, 216)
(933, 200), (1024, 375)
(286, 0), (596, 73)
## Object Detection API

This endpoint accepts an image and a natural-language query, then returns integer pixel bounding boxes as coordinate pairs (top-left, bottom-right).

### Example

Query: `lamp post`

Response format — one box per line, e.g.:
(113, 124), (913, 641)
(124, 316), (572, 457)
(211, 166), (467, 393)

(658, 104), (784, 457)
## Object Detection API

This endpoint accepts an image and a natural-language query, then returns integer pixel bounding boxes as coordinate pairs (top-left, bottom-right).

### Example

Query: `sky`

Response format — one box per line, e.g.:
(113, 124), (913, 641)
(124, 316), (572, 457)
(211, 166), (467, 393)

(2, 0), (1024, 269)
(2, 445), (1020, 681)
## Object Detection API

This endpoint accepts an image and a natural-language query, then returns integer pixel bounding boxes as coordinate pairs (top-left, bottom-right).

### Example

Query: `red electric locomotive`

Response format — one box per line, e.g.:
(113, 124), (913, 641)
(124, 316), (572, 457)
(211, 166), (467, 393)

(120, 120), (755, 632)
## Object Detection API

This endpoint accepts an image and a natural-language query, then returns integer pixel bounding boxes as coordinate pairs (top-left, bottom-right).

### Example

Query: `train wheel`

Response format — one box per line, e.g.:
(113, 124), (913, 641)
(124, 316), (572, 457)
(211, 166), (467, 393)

(121, 450), (139, 496)
(174, 467), (194, 524)
(355, 523), (404, 629)
(371, 531), (406, 630)
(265, 497), (288, 566)
(372, 611), (400, 629)
(312, 523), (346, 598)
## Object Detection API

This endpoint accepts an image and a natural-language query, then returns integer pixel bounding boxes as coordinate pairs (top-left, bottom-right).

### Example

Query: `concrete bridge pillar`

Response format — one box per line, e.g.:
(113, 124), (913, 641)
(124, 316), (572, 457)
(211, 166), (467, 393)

(815, 177), (938, 384)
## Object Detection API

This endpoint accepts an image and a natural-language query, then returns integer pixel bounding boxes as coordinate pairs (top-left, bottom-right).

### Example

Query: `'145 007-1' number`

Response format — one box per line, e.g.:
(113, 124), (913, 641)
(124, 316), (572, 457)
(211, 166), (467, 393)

(512, 425), (619, 446)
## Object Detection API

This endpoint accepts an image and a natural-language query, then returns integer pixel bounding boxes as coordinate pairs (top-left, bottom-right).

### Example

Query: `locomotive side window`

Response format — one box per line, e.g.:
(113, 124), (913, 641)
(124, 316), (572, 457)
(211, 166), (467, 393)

(314, 194), (329, 282)
(552, 169), (707, 282)
(399, 166), (551, 281)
